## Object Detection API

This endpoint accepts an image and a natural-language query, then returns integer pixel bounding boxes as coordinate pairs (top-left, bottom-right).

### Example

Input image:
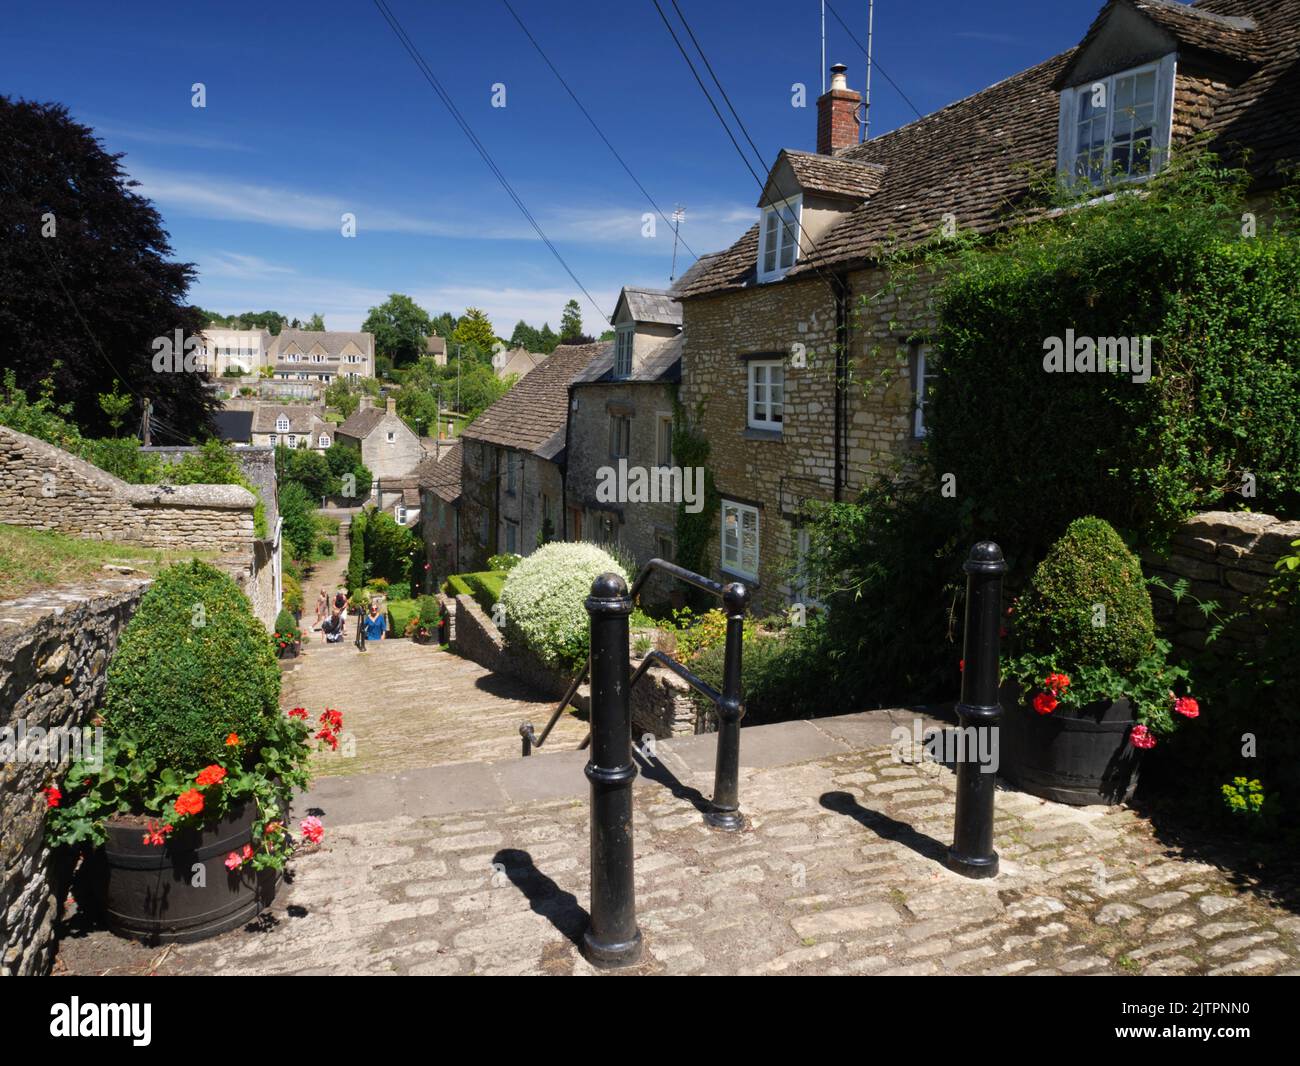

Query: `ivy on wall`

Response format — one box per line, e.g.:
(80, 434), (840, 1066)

(671, 388), (719, 582)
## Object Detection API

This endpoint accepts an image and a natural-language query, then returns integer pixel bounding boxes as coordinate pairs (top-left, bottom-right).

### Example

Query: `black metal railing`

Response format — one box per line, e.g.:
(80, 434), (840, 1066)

(519, 659), (590, 756)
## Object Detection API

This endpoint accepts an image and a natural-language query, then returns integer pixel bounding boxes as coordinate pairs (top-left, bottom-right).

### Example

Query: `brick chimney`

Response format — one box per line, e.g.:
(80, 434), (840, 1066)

(817, 63), (860, 155)
(386, 396), (396, 415)
(358, 395), (374, 411)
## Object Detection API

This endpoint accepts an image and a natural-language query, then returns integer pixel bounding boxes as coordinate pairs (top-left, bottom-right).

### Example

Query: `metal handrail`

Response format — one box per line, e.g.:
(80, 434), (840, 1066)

(520, 656), (589, 756)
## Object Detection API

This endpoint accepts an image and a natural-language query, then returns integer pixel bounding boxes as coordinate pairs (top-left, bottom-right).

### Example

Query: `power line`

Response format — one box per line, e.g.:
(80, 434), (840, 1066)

(650, 0), (847, 298)
(823, 0), (925, 123)
(499, 0), (699, 268)
(371, 0), (609, 324)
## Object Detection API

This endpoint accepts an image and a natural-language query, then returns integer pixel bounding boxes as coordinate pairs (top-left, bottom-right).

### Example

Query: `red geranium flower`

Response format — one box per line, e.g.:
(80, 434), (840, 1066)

(1130, 724), (1157, 750)
(195, 765), (227, 787)
(289, 707), (309, 719)
(1174, 696), (1200, 719)
(1032, 691), (1058, 715)
(300, 816), (324, 844)
(225, 733), (240, 747)
(142, 821), (173, 846)
(1044, 672), (1071, 694)
(320, 709), (343, 729)
(174, 789), (205, 817)
(44, 786), (62, 809)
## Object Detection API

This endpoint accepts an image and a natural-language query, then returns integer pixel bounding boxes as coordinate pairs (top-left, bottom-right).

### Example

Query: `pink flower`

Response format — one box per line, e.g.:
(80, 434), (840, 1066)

(224, 850), (244, 871)
(300, 816), (324, 844)
(1174, 696), (1200, 719)
(1130, 724), (1157, 750)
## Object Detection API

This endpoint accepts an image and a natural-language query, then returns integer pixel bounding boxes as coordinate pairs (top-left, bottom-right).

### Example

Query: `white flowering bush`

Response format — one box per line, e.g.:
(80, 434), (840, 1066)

(498, 542), (628, 671)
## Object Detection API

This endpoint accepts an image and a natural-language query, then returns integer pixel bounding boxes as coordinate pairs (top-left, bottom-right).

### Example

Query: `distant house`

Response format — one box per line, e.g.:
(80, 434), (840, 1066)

(270, 329), (375, 385)
(335, 395), (422, 486)
(493, 347), (547, 381)
(417, 439), (462, 582)
(459, 342), (607, 569)
(249, 404), (333, 451)
(425, 335), (448, 366)
(198, 329), (273, 378)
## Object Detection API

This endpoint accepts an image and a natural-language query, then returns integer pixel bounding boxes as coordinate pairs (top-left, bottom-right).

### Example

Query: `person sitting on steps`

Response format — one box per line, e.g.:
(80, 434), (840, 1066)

(321, 609), (345, 643)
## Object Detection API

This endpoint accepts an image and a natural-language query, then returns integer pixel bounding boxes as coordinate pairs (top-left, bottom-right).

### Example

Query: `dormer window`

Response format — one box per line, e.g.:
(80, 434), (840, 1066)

(757, 194), (801, 282)
(1057, 57), (1174, 189)
(275, 415), (290, 433)
(614, 326), (634, 378)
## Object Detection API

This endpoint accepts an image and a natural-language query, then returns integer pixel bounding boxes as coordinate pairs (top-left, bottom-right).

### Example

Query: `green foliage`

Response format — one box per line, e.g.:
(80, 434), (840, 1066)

(927, 153), (1300, 558)
(281, 570), (303, 614)
(671, 395), (719, 592)
(347, 512), (368, 594)
(170, 439), (268, 538)
(97, 382), (133, 435)
(101, 560), (281, 768)
(691, 619), (832, 725)
(324, 441), (372, 501)
(559, 298), (583, 342)
(363, 293), (434, 367)
(452, 307), (497, 352)
(487, 552), (522, 572)
(498, 543), (627, 671)
(273, 609), (301, 650)
(279, 481), (318, 562)
(1013, 517), (1155, 671)
(443, 571), (505, 616)
(363, 510), (420, 585)
(387, 598), (418, 636)
(276, 444), (332, 499)
(202, 309), (287, 334)
(316, 537), (335, 557)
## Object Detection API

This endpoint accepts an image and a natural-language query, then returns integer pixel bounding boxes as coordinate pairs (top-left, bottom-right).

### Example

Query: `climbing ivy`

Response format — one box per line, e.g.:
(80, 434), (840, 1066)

(671, 388), (719, 583)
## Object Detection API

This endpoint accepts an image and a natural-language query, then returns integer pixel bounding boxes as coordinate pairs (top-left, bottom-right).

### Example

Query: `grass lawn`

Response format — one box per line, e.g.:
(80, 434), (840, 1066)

(0, 524), (215, 600)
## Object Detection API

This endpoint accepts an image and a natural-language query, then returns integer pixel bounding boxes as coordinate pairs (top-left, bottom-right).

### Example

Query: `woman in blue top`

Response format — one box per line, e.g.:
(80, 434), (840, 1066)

(363, 601), (387, 641)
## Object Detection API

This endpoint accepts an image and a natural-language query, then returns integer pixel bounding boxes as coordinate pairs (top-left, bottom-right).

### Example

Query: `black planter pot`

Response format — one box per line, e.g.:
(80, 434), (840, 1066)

(277, 640), (300, 659)
(1002, 688), (1142, 806)
(94, 800), (277, 944)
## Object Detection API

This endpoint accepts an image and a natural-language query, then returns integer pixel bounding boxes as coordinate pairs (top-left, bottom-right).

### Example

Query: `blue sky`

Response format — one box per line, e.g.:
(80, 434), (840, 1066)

(6, 0), (1109, 333)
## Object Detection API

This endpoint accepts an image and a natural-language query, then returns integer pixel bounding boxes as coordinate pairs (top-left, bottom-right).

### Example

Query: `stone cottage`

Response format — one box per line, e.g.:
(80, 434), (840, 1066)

(459, 342), (608, 570)
(335, 395), (423, 490)
(676, 0), (1300, 612)
(417, 439), (462, 587)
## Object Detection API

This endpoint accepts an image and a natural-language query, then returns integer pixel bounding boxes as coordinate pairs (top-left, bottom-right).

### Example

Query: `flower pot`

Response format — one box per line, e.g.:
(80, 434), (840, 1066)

(93, 799), (278, 944)
(277, 641), (300, 659)
(1003, 691), (1141, 806)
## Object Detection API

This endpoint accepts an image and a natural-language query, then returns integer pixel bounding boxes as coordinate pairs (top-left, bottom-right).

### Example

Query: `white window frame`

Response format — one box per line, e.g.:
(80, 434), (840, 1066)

(747, 360), (785, 432)
(757, 194), (802, 282)
(913, 346), (938, 439)
(721, 500), (760, 580)
(268, 433), (277, 445)
(275, 415), (290, 433)
(655, 413), (673, 468)
(286, 434), (297, 448)
(318, 433), (330, 448)
(614, 325), (634, 378)
(609, 414), (630, 459)
(1056, 56), (1175, 189)
(386, 430), (396, 443)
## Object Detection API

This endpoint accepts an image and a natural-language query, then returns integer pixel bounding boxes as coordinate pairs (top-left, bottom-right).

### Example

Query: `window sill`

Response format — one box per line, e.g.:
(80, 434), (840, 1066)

(743, 427), (783, 442)
(720, 567), (759, 587)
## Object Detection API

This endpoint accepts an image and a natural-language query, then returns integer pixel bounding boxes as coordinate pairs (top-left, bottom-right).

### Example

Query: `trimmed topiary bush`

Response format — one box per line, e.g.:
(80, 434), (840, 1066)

(487, 552), (522, 572)
(102, 560), (281, 768)
(1013, 516), (1155, 670)
(498, 542), (628, 671)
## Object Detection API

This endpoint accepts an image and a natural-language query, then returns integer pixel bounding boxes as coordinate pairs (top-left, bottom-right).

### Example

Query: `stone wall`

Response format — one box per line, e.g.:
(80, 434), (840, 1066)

(144, 444), (279, 528)
(0, 427), (276, 629)
(0, 578), (149, 976)
(449, 594), (699, 738)
(1144, 510), (1300, 653)
(679, 265), (936, 612)
(459, 439), (563, 571)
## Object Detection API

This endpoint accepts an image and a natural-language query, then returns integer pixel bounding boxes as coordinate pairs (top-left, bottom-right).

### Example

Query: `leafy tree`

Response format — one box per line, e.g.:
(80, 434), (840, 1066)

(452, 307), (496, 352)
(205, 310), (287, 333)
(363, 293), (433, 367)
(537, 323), (559, 354)
(324, 442), (372, 501)
(509, 320), (542, 352)
(304, 312), (325, 330)
(97, 382), (133, 436)
(364, 509), (420, 585)
(559, 299), (583, 342)
(324, 379), (359, 418)
(457, 362), (514, 422)
(276, 444), (332, 499)
(279, 481), (318, 562)
(0, 97), (215, 439)
(429, 311), (456, 340)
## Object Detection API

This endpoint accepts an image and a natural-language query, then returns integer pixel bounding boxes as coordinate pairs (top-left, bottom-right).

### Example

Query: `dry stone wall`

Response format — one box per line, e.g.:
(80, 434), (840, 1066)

(0, 578), (149, 976)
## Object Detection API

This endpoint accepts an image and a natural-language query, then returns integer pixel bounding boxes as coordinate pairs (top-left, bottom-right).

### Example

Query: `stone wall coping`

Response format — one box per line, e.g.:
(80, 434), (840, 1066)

(0, 424), (256, 510)
(0, 576), (152, 637)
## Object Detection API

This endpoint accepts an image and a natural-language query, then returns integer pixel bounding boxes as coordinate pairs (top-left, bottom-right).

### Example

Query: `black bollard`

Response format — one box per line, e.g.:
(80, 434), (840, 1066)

(947, 541), (1006, 879)
(581, 572), (642, 967)
(704, 582), (750, 831)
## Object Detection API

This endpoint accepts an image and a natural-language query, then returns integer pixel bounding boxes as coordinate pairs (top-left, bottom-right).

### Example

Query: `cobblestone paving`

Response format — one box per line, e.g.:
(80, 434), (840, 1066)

(104, 744), (1298, 977)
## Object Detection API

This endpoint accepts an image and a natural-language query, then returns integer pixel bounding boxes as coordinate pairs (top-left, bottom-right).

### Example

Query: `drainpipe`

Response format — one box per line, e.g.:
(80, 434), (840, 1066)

(833, 272), (850, 501)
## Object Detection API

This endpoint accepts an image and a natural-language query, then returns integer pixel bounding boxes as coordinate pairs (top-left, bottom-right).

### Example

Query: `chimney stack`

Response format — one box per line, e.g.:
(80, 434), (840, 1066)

(386, 396), (396, 415)
(817, 63), (860, 155)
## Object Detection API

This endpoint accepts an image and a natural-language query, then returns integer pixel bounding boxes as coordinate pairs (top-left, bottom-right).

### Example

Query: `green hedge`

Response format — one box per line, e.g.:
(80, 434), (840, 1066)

(443, 571), (506, 616)
(387, 598), (418, 636)
(102, 560), (281, 768)
(928, 156), (1300, 560)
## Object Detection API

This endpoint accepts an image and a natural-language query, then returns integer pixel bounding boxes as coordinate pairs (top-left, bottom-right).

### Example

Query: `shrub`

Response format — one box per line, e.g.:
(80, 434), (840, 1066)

(443, 571), (505, 616)
(346, 512), (368, 594)
(1013, 517), (1155, 671)
(498, 542), (628, 671)
(487, 552), (522, 572)
(101, 560), (281, 768)
(273, 608), (301, 652)
(387, 598), (418, 636)
(279, 481), (318, 562)
(364, 510), (419, 584)
(281, 570), (303, 614)
(316, 537), (335, 557)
